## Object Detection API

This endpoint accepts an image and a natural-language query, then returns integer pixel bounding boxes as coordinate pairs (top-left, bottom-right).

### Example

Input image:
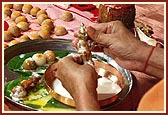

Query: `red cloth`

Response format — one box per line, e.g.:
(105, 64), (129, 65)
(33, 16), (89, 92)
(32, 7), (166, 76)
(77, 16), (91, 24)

(71, 4), (96, 11)
(71, 4), (99, 22)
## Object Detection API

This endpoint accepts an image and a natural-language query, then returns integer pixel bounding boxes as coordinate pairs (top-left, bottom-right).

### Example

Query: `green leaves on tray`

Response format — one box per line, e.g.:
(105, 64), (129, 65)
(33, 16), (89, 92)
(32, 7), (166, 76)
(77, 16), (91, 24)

(7, 50), (69, 77)
(4, 50), (75, 111)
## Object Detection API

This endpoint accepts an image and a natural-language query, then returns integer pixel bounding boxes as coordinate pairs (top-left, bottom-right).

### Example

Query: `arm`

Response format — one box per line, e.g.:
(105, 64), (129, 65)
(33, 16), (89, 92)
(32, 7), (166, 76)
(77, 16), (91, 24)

(73, 84), (100, 111)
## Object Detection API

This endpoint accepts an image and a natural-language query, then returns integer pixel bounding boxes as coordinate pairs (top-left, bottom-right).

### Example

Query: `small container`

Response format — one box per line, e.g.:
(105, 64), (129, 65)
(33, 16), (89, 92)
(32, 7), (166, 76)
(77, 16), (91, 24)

(98, 4), (136, 29)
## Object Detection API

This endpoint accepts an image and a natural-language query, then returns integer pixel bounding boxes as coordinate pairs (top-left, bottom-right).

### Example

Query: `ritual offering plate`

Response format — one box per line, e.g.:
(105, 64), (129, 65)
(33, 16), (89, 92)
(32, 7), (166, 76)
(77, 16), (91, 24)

(4, 39), (132, 111)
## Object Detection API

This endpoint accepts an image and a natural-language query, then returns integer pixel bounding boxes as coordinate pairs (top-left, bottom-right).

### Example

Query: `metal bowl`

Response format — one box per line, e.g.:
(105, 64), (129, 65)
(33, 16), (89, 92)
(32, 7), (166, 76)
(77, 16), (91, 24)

(45, 59), (126, 108)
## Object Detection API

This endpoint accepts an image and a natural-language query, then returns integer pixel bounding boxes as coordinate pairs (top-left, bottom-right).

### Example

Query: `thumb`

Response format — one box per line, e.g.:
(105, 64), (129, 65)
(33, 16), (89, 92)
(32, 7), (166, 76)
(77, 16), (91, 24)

(87, 26), (113, 46)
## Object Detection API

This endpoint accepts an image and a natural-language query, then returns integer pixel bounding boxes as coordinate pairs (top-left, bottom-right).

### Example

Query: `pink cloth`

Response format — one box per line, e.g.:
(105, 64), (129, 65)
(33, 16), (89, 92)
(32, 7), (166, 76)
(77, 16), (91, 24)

(4, 4), (96, 42)
(31, 4), (96, 40)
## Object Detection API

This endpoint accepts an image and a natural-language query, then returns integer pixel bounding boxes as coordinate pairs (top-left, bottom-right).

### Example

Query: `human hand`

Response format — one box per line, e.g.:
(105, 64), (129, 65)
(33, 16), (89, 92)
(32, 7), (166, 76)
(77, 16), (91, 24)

(52, 55), (98, 99)
(87, 21), (151, 71)
(52, 55), (100, 110)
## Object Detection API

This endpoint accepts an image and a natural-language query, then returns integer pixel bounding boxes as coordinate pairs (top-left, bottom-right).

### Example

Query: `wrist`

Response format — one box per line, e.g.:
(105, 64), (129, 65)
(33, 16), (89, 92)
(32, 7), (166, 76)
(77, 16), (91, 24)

(148, 47), (164, 69)
(131, 42), (151, 72)
(143, 46), (155, 72)
(73, 85), (100, 110)
(136, 42), (152, 63)
(135, 43), (164, 75)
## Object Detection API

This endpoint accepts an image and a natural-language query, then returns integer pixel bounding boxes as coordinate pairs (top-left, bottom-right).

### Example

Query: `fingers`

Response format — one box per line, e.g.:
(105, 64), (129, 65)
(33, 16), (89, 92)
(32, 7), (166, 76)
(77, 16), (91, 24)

(91, 45), (104, 52)
(87, 26), (113, 46)
(52, 56), (78, 79)
(91, 23), (109, 32)
(60, 56), (80, 66)
(68, 54), (83, 64)
(52, 55), (83, 75)
(49, 62), (58, 72)
(52, 70), (58, 78)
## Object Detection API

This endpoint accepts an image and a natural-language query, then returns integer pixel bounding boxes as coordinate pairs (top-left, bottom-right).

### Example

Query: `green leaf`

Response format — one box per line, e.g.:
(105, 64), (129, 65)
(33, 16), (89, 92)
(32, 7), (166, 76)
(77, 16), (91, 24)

(55, 50), (69, 58)
(44, 98), (72, 109)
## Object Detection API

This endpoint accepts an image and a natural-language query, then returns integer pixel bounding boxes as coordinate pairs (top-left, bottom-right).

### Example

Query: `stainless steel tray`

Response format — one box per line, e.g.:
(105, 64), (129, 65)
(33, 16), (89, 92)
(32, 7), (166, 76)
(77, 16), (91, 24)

(4, 39), (133, 111)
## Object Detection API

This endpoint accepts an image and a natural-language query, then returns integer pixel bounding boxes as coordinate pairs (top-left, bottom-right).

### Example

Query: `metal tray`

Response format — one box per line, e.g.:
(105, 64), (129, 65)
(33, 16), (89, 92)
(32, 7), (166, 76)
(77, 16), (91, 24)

(4, 39), (133, 111)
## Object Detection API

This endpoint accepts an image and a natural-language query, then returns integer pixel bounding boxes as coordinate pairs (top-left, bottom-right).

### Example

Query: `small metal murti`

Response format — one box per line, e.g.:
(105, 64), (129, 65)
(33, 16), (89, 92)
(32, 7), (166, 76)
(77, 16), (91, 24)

(76, 23), (94, 65)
